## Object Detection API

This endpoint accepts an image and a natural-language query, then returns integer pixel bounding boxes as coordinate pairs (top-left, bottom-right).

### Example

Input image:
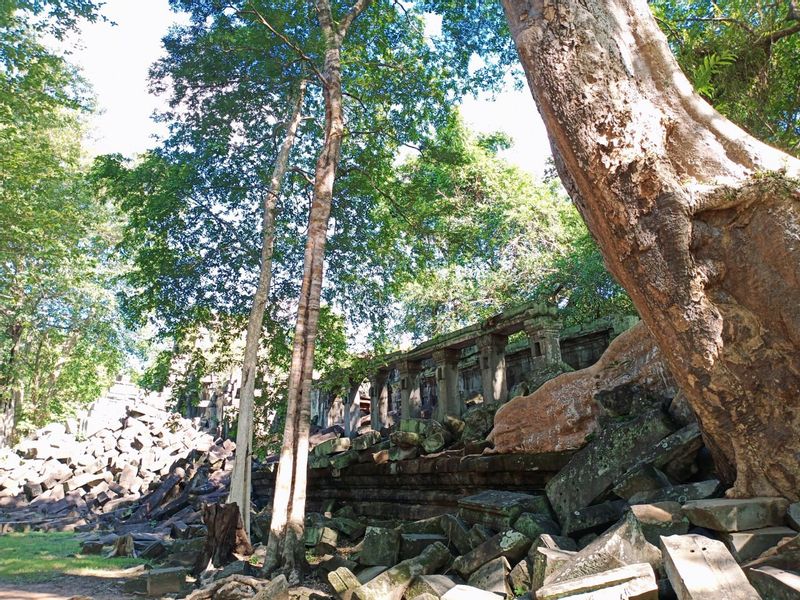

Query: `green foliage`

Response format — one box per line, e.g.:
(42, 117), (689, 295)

(652, 0), (800, 152)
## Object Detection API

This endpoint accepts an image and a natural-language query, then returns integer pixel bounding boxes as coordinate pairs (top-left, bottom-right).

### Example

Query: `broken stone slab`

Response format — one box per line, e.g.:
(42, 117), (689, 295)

(746, 565), (800, 600)
(390, 431), (422, 449)
(442, 585), (503, 599)
(399, 419), (429, 434)
(512, 512), (560, 541)
(561, 500), (628, 536)
(146, 566), (186, 596)
(683, 497), (790, 532)
(409, 594), (438, 600)
(352, 541), (452, 600)
(422, 432), (447, 454)
(251, 574), (289, 600)
(356, 566), (388, 584)
(451, 530), (531, 579)
(628, 502), (690, 546)
(315, 437), (351, 457)
(537, 562), (658, 600)
(440, 513), (472, 554)
(545, 410), (675, 524)
(360, 526), (401, 567)
(545, 511), (662, 587)
(406, 574), (457, 598)
(400, 516), (445, 535)
(352, 431), (382, 451)
(328, 566), (362, 600)
(389, 446), (418, 462)
(661, 534), (761, 599)
(509, 559), (530, 595)
(401, 534), (450, 561)
(721, 526), (797, 563)
(467, 556), (511, 597)
(531, 547), (576, 592)
(627, 479), (722, 505)
(612, 464), (672, 501)
(330, 450), (359, 470)
(783, 502), (800, 531)
(468, 524), (494, 549)
(330, 516), (366, 539)
(458, 490), (552, 530)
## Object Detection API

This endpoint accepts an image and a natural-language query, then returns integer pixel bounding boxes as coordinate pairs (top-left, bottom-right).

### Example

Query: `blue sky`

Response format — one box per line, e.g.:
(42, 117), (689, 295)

(71, 0), (552, 176)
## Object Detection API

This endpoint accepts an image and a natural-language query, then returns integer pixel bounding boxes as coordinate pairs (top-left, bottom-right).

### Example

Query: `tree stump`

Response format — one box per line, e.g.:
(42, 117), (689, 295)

(192, 502), (253, 576)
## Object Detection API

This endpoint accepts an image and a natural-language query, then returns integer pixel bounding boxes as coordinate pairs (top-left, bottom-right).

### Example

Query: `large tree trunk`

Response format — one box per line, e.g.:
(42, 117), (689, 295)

(501, 0), (800, 498)
(228, 80), (307, 536)
(263, 0), (373, 581)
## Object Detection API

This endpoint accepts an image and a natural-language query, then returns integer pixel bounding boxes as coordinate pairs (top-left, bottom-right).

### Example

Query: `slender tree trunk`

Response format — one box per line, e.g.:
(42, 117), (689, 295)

(228, 80), (307, 536)
(264, 0), (373, 581)
(502, 0), (800, 498)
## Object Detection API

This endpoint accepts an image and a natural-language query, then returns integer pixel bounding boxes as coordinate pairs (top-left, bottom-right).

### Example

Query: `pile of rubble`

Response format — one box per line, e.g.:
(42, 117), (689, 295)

(0, 402), (235, 534)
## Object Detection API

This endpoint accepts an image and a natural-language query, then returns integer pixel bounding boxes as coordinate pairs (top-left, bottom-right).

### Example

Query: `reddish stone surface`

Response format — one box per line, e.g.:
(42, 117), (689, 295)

(489, 322), (674, 454)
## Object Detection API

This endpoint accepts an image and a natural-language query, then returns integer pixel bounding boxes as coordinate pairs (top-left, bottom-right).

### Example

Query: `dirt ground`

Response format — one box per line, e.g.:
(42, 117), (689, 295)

(0, 572), (142, 600)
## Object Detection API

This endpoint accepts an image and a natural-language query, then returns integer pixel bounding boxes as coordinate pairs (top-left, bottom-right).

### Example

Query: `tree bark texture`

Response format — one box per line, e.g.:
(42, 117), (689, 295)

(228, 80), (307, 537)
(192, 502), (253, 576)
(501, 0), (800, 498)
(264, 0), (373, 580)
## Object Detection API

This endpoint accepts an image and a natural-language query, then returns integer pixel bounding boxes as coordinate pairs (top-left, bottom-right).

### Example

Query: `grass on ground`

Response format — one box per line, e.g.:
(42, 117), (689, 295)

(0, 532), (147, 583)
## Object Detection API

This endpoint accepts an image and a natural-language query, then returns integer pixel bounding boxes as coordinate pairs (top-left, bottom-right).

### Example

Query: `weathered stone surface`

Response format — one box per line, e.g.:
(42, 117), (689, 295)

(628, 480), (722, 505)
(400, 534), (449, 561)
(468, 524), (494, 549)
(409, 594), (438, 600)
(722, 526), (797, 563)
(561, 500), (628, 536)
(546, 512), (662, 586)
(788, 502), (800, 531)
(451, 530), (531, 579)
(661, 534), (761, 600)
(146, 567), (186, 596)
(422, 432), (447, 454)
(352, 431), (381, 451)
(509, 559), (530, 595)
(746, 565), (800, 600)
(629, 502), (690, 547)
(440, 513), (472, 555)
(512, 512), (559, 541)
(467, 556), (511, 597)
(352, 542), (452, 600)
(683, 497), (790, 532)
(458, 490), (550, 530)
(400, 516), (444, 535)
(461, 402), (500, 442)
(315, 437), (350, 456)
(355, 566), (388, 584)
(390, 431), (422, 449)
(330, 450), (359, 470)
(328, 567), (361, 600)
(545, 410), (674, 524)
(491, 322), (673, 454)
(360, 526), (400, 567)
(537, 562), (658, 600)
(441, 585), (503, 600)
(405, 574), (457, 598)
(251, 574), (289, 600)
(400, 419), (428, 434)
(612, 464), (672, 501)
(531, 547), (575, 592)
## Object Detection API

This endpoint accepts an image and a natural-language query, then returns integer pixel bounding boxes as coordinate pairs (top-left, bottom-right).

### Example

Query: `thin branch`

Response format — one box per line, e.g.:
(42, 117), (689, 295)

(758, 20), (800, 44)
(340, 0), (374, 34)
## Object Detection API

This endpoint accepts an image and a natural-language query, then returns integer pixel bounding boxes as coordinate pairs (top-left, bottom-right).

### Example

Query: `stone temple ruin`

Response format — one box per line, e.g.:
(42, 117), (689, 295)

(1, 301), (799, 599)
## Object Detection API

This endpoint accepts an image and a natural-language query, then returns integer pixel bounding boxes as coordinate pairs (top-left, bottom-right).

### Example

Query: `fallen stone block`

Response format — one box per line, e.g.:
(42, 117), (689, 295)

(545, 511), (662, 587)
(512, 512), (560, 541)
(352, 431), (381, 451)
(721, 526), (797, 563)
(442, 585), (503, 599)
(509, 558), (530, 595)
(356, 566), (388, 584)
(330, 450), (359, 470)
(409, 594), (438, 600)
(399, 419), (428, 434)
(360, 526), (400, 567)
(389, 446), (418, 462)
(468, 524), (494, 549)
(537, 562), (658, 600)
(628, 479), (722, 505)
(788, 502), (799, 531)
(746, 565), (800, 600)
(683, 497), (789, 532)
(612, 464), (672, 501)
(440, 513), (472, 554)
(406, 574), (457, 598)
(328, 566), (361, 600)
(628, 502), (690, 546)
(467, 556), (511, 597)
(422, 432), (447, 454)
(400, 516), (445, 535)
(315, 437), (350, 457)
(146, 566), (186, 596)
(401, 533), (449, 561)
(545, 410), (675, 524)
(661, 534), (761, 599)
(352, 542), (452, 600)
(561, 500), (628, 536)
(531, 547), (576, 592)
(451, 530), (531, 579)
(252, 574), (289, 600)
(459, 490), (551, 530)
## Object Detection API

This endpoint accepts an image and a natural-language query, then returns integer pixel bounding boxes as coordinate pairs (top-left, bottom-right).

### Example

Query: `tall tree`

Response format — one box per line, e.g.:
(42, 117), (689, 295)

(497, 0), (800, 498)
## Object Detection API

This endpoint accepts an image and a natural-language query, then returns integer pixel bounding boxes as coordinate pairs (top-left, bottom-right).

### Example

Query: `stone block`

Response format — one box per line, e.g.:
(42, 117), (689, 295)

(451, 530), (531, 579)
(458, 490), (551, 530)
(409, 594), (438, 600)
(328, 566), (361, 600)
(512, 512), (560, 541)
(406, 574), (457, 598)
(746, 565), (800, 600)
(251, 574), (289, 600)
(400, 516), (445, 535)
(440, 513), (472, 555)
(612, 464), (672, 501)
(468, 524), (494, 549)
(389, 446), (418, 462)
(146, 567), (186, 596)
(390, 431), (422, 448)
(360, 526), (400, 567)
(628, 479), (722, 505)
(545, 511), (661, 587)
(787, 502), (799, 531)
(356, 566), (388, 584)
(442, 585), (503, 599)
(401, 534), (449, 561)
(721, 526), (797, 563)
(682, 497), (789, 532)
(545, 410), (675, 524)
(467, 556), (511, 597)
(331, 516), (366, 539)
(509, 559), (530, 595)
(422, 432), (447, 454)
(531, 547), (575, 592)
(352, 542), (452, 600)
(562, 500), (628, 536)
(352, 431), (382, 451)
(628, 502), (689, 546)
(661, 534), (761, 599)
(330, 450), (359, 470)
(400, 419), (429, 434)
(537, 562), (658, 600)
(315, 437), (350, 456)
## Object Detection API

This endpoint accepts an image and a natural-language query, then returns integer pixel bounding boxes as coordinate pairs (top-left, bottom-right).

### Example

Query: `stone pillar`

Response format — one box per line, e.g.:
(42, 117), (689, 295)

(344, 382), (361, 437)
(397, 359), (422, 419)
(433, 348), (461, 420)
(524, 316), (564, 388)
(370, 368), (390, 431)
(478, 334), (508, 404)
